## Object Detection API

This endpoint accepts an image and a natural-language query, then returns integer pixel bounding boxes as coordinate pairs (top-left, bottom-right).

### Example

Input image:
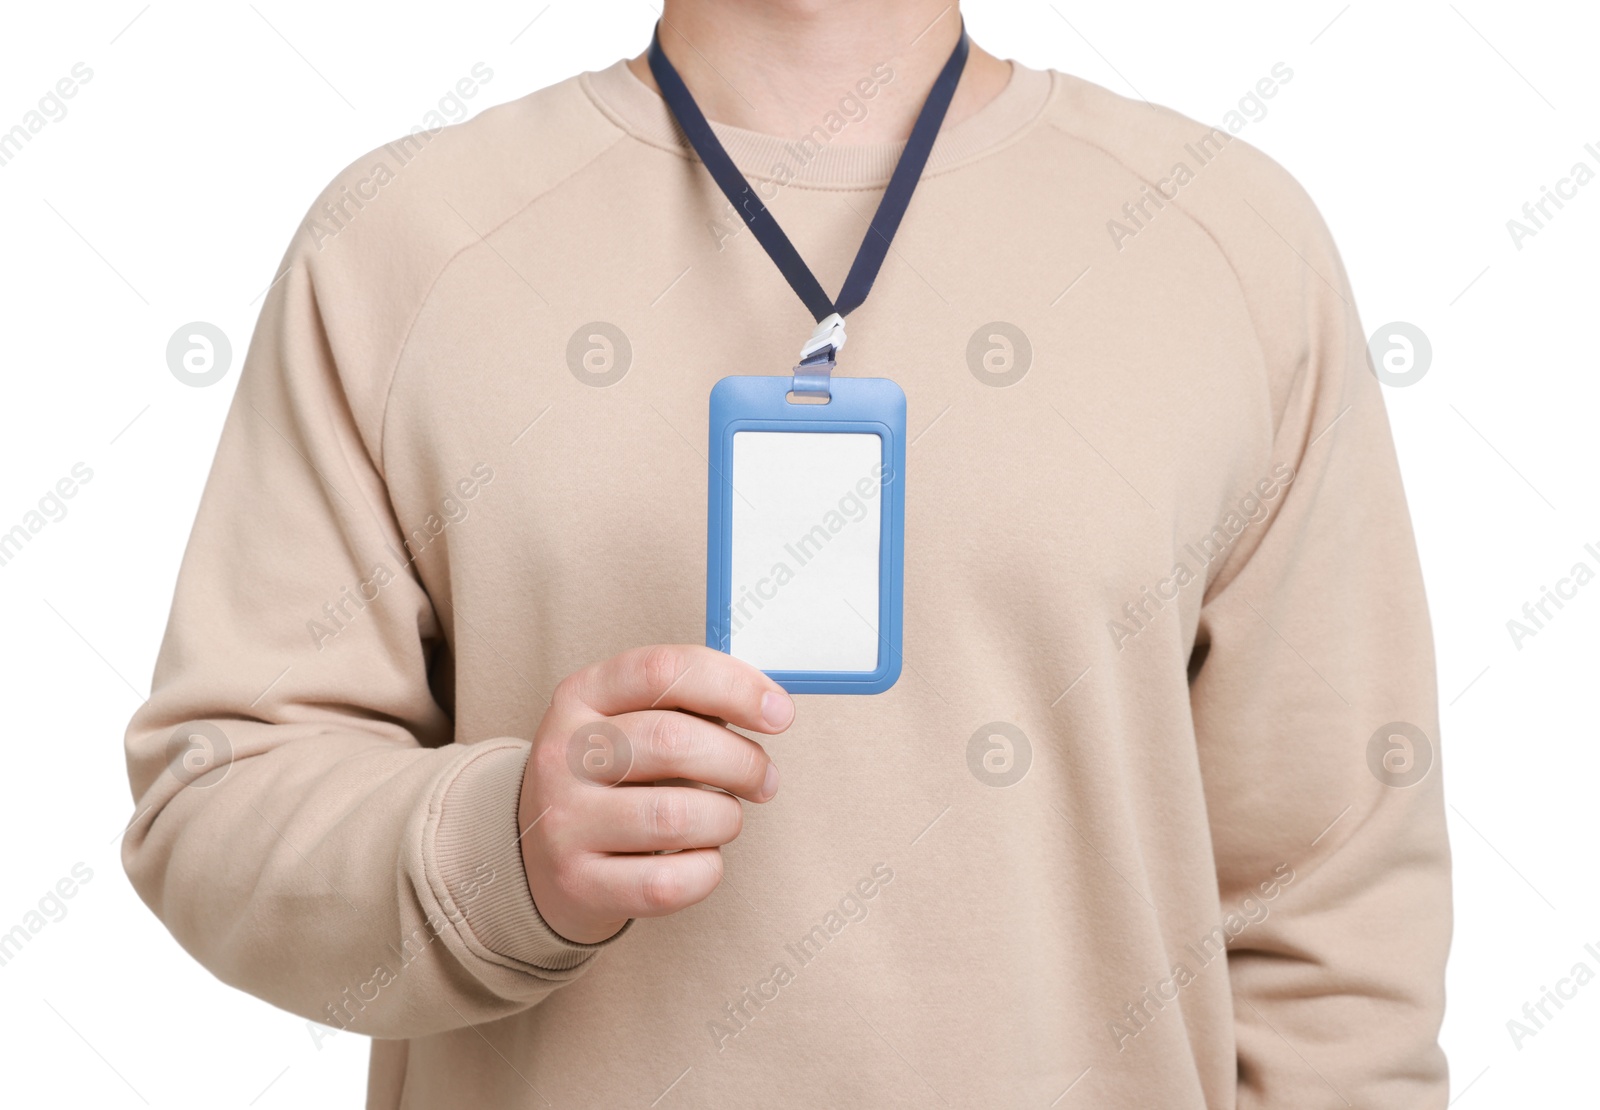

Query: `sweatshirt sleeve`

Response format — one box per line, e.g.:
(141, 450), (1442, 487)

(1187, 184), (1451, 1106)
(121, 181), (620, 1039)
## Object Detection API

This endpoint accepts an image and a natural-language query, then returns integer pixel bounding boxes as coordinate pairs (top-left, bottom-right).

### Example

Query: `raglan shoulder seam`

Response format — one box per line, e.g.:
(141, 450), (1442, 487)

(1038, 112), (1279, 430)
(373, 129), (631, 478)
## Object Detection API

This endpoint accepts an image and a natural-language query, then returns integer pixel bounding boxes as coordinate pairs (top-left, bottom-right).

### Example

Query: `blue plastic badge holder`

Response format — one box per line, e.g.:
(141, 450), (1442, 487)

(706, 374), (905, 695)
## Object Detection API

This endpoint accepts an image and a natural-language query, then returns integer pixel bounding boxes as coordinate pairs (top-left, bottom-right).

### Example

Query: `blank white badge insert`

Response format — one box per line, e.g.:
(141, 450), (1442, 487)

(728, 431), (882, 672)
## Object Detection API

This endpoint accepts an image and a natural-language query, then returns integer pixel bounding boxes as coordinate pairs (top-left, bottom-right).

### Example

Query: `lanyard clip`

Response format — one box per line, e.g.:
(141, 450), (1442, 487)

(798, 312), (846, 362)
(792, 313), (844, 400)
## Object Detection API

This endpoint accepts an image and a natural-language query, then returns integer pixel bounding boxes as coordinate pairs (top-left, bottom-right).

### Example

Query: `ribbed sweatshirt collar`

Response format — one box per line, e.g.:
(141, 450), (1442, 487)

(580, 56), (1051, 190)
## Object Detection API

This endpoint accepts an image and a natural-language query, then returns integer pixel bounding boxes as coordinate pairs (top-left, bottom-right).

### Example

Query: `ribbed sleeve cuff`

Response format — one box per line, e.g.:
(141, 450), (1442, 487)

(429, 741), (629, 975)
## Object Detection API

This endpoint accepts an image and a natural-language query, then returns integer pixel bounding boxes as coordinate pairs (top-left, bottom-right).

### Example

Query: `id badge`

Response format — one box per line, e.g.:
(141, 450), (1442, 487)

(705, 375), (905, 694)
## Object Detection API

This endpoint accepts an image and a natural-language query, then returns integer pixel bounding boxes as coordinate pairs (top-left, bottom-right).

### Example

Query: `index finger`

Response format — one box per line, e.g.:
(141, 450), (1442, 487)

(562, 645), (794, 734)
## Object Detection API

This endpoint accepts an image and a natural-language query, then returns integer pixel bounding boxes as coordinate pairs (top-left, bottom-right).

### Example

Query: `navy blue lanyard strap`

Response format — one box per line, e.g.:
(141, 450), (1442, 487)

(647, 23), (970, 344)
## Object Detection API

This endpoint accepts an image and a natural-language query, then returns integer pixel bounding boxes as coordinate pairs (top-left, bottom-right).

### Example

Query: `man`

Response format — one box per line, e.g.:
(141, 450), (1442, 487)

(123, 1), (1451, 1106)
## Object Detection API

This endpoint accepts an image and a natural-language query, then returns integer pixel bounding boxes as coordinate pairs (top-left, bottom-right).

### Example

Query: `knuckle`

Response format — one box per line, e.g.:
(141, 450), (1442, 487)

(533, 733), (570, 778)
(535, 803), (576, 849)
(551, 671), (590, 714)
(639, 862), (683, 913)
(647, 790), (691, 842)
(638, 645), (683, 697)
(550, 856), (589, 903)
(649, 712), (697, 767)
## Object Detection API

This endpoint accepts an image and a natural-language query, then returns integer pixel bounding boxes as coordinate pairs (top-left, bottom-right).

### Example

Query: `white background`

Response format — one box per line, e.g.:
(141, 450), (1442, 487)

(0, 1), (1594, 1106)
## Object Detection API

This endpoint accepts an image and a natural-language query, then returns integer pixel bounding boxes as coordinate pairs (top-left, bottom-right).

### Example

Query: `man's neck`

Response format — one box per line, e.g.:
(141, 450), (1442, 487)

(625, 1), (1011, 143)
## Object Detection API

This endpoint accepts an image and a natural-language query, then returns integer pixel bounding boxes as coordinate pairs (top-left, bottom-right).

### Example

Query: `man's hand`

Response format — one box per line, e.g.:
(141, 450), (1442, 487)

(517, 645), (793, 944)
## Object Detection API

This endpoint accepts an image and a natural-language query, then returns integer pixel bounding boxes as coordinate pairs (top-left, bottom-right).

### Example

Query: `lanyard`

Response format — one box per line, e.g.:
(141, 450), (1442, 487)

(647, 22), (970, 395)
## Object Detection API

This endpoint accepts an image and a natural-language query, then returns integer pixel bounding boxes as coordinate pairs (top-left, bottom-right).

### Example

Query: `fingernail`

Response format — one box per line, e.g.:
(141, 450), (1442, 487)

(762, 762), (780, 800)
(761, 691), (794, 730)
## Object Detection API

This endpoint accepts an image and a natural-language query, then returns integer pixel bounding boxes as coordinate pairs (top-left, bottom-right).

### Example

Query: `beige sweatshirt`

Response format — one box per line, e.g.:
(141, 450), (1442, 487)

(123, 56), (1451, 1109)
